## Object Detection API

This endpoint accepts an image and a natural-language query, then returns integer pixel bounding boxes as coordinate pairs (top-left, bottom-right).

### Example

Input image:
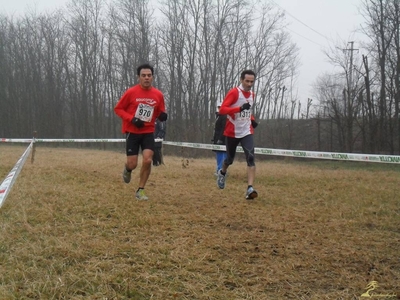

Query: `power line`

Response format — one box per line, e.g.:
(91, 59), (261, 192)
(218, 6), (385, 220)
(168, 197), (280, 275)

(284, 26), (326, 48)
(271, 0), (335, 44)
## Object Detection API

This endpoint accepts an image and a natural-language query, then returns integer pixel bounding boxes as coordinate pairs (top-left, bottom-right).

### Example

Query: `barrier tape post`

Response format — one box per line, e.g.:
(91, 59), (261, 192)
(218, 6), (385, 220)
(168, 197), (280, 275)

(0, 142), (33, 208)
(31, 131), (37, 164)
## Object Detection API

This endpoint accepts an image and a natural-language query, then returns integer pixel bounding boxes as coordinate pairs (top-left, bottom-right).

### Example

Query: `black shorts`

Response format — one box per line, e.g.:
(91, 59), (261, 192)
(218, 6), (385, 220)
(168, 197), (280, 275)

(225, 134), (255, 167)
(125, 132), (155, 156)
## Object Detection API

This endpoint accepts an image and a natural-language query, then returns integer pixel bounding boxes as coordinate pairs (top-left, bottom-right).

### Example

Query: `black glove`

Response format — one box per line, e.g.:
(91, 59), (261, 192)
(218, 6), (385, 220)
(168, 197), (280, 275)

(251, 120), (258, 129)
(158, 112), (168, 122)
(240, 102), (251, 111)
(132, 117), (144, 128)
(216, 139), (225, 145)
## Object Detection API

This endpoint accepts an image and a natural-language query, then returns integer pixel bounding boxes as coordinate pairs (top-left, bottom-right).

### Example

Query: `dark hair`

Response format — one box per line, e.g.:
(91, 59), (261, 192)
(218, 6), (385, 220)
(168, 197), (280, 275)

(137, 63), (154, 76)
(240, 70), (256, 80)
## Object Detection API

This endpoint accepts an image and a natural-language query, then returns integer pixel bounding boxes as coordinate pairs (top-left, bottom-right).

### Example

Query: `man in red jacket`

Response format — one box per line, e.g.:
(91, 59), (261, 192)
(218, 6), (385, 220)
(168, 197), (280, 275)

(217, 69), (259, 200)
(114, 63), (167, 200)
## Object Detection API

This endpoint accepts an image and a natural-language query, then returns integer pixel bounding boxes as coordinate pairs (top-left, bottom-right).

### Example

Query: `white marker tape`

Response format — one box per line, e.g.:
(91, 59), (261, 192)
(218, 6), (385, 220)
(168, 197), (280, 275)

(0, 142), (33, 208)
(1, 138), (399, 164)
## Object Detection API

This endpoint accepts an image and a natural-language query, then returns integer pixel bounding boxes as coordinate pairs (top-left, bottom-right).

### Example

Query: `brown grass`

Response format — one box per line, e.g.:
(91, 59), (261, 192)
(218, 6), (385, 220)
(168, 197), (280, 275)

(0, 144), (399, 299)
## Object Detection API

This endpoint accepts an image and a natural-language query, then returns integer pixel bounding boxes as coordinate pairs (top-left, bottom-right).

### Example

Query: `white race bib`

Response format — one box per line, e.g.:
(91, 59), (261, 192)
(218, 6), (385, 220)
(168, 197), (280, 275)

(236, 109), (251, 121)
(135, 103), (154, 122)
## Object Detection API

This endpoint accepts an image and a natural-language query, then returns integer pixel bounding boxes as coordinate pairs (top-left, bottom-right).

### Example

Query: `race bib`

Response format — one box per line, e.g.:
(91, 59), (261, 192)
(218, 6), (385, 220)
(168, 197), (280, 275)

(135, 103), (154, 122)
(237, 110), (251, 121)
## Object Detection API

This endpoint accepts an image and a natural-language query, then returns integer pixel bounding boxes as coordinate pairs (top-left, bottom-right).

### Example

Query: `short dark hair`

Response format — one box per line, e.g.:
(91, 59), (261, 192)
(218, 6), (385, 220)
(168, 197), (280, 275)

(240, 70), (256, 80)
(137, 63), (154, 76)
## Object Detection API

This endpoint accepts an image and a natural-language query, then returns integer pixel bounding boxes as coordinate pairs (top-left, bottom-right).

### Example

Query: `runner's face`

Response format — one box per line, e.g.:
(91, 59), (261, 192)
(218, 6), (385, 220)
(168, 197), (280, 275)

(240, 74), (255, 92)
(138, 69), (153, 89)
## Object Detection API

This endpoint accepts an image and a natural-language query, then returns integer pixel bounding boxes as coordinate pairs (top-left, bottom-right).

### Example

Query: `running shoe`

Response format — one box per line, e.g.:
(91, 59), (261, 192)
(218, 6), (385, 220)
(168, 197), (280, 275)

(245, 187), (258, 200)
(217, 169), (226, 189)
(135, 189), (149, 201)
(123, 167), (131, 183)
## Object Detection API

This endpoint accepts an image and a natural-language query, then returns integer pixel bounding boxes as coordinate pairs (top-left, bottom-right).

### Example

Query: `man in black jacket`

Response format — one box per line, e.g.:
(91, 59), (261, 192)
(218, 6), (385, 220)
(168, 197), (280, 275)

(153, 119), (166, 166)
(212, 105), (227, 175)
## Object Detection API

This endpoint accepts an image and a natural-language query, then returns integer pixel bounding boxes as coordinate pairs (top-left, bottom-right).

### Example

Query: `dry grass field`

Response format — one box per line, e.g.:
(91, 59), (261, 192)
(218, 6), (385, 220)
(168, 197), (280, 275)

(0, 144), (399, 300)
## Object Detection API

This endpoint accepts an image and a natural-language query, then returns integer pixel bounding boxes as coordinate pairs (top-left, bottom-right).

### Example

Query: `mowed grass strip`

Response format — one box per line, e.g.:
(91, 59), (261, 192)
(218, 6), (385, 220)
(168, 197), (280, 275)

(0, 145), (399, 299)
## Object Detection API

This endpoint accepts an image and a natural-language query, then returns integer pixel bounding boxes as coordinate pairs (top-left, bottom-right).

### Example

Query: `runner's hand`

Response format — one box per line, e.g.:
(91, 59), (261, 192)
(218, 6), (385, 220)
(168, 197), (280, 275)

(240, 103), (251, 111)
(132, 117), (144, 128)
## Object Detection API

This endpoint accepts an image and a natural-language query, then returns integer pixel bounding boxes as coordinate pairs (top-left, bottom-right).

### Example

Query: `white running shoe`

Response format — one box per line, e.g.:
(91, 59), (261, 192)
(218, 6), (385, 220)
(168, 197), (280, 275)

(217, 169), (226, 189)
(136, 189), (149, 201)
(245, 187), (258, 200)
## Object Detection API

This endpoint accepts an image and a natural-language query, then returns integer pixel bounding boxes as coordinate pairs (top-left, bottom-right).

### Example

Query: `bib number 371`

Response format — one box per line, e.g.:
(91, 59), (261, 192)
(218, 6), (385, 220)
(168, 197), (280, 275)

(238, 110), (251, 120)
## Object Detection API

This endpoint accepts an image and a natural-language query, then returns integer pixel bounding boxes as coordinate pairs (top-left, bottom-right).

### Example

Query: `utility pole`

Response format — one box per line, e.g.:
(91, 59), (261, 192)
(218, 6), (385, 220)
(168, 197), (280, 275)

(348, 41), (356, 101)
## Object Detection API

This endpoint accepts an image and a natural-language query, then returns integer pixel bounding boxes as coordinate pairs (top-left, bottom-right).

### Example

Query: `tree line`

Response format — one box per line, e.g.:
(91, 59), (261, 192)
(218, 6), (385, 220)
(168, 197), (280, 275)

(0, 0), (399, 155)
(314, 0), (400, 154)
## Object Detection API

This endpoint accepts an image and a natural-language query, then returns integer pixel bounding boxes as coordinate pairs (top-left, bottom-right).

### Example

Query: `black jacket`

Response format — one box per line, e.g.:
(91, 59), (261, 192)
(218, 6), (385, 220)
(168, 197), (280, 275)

(212, 112), (227, 147)
(154, 119), (166, 139)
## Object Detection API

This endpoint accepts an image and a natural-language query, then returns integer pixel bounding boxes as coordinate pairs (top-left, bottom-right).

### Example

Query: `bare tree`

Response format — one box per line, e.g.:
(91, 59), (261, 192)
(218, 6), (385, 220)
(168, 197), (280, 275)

(0, 0), (304, 151)
(360, 54), (379, 153)
(0, 16), (11, 137)
(313, 39), (364, 152)
(361, 0), (399, 153)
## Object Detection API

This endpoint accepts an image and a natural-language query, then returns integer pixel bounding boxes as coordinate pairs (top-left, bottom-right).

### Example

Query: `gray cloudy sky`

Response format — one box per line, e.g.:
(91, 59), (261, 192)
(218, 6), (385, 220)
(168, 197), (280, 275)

(0, 0), (367, 103)
(276, 0), (366, 102)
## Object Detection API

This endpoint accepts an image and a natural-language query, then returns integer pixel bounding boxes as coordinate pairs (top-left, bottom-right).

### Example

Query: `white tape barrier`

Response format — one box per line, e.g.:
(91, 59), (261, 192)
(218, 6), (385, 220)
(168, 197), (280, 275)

(163, 141), (400, 164)
(0, 142), (33, 208)
(1, 138), (400, 164)
(1, 138), (162, 143)
(1, 138), (33, 143)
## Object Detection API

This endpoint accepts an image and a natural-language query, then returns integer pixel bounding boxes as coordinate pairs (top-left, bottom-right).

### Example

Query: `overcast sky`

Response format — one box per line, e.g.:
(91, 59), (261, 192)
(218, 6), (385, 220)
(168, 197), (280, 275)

(276, 0), (366, 103)
(0, 0), (367, 104)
